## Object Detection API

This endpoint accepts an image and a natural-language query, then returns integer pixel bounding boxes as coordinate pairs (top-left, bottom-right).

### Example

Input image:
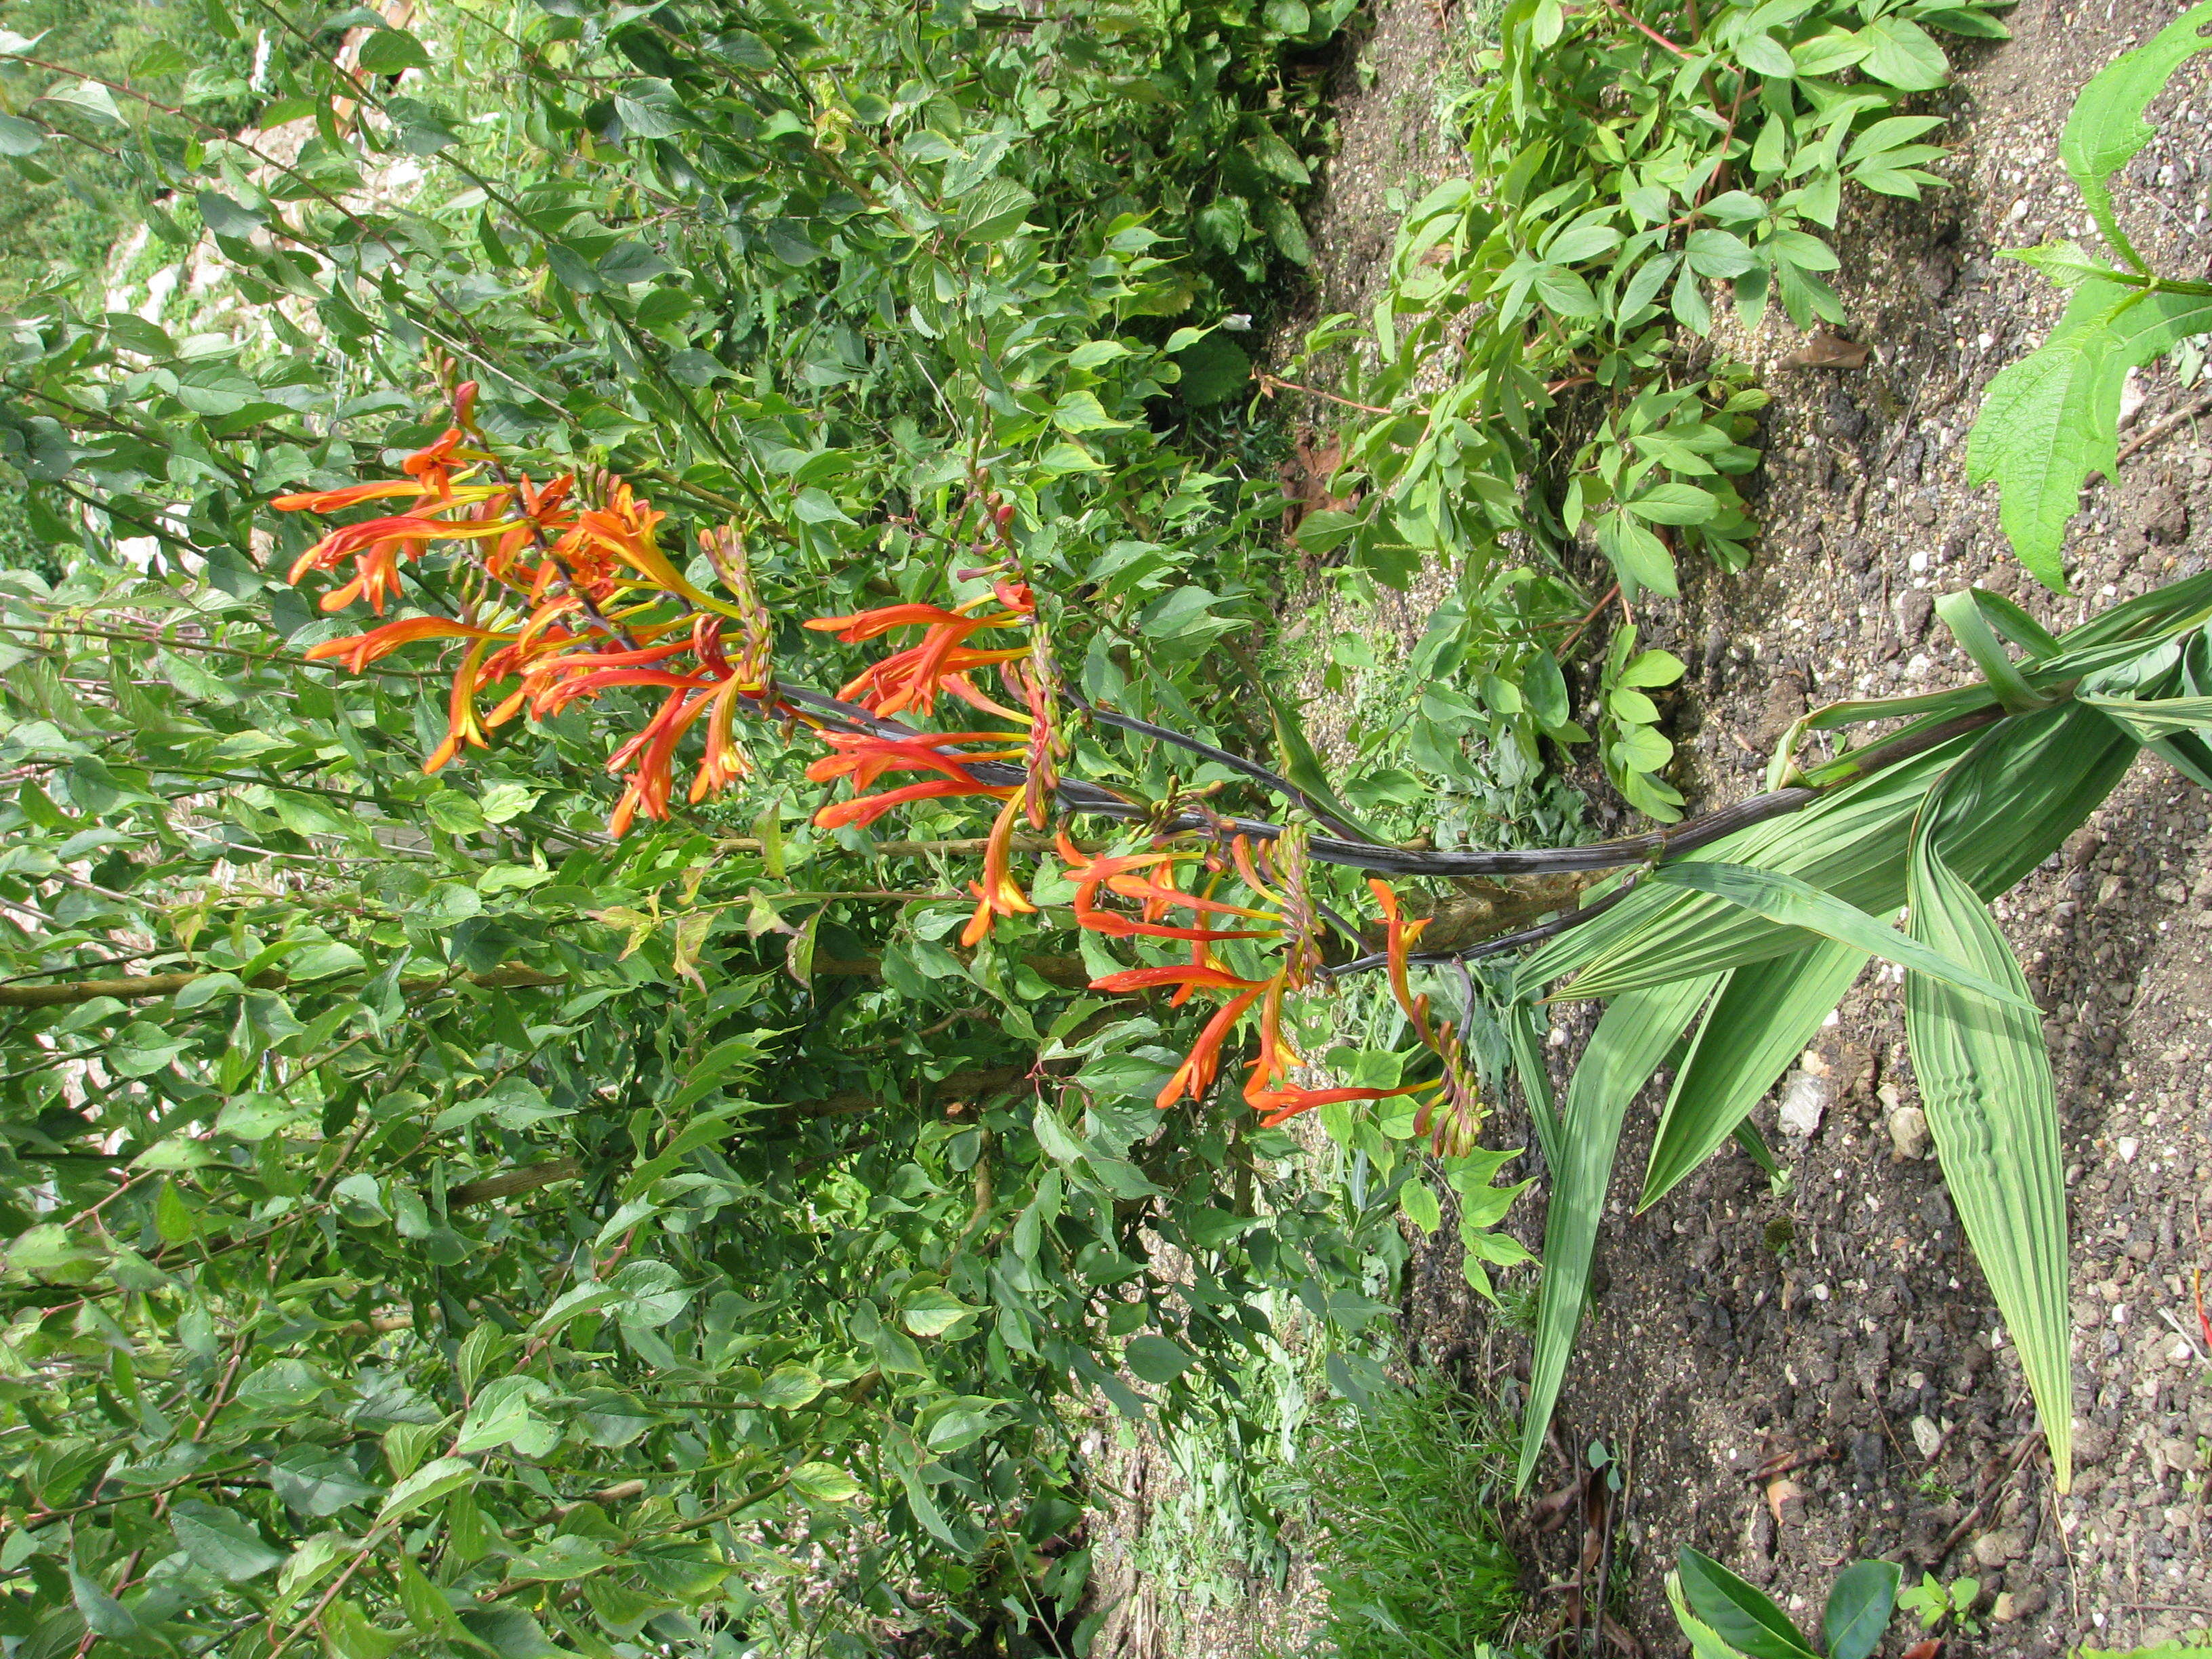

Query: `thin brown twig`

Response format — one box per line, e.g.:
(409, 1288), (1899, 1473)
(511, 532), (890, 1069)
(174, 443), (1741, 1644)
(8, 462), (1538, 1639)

(2116, 392), (2212, 464)
(1554, 585), (1622, 660)
(1254, 371), (1395, 417)
(1594, 0), (1688, 56)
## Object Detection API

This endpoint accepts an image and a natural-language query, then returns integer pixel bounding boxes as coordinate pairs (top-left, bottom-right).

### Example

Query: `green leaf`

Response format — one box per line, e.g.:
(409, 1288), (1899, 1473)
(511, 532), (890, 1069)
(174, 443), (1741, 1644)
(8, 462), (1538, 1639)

(375, 1456), (477, 1523)
(1639, 941), (1868, 1210)
(1258, 676), (1385, 840)
(2059, 1), (2212, 260)
(1964, 276), (2212, 590)
(1858, 16), (1949, 89)
(1936, 589), (2047, 713)
(2079, 691), (2212, 737)
(1626, 483), (1718, 525)
(1648, 861), (2034, 1009)
(1903, 832), (2073, 1490)
(1670, 1570), (1757, 1659)
(1824, 1559), (1903, 1659)
(1685, 229), (1758, 279)
(1517, 975), (1720, 1491)
(1125, 1334), (1196, 1384)
(171, 1500), (285, 1581)
(1677, 1547), (1818, 1659)
(1175, 332), (1251, 406)
(356, 27), (432, 72)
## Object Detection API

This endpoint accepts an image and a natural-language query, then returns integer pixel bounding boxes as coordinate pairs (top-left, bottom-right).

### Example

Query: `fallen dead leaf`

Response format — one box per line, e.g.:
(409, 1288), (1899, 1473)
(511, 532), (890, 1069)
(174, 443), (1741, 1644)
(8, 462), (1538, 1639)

(1780, 329), (1871, 369)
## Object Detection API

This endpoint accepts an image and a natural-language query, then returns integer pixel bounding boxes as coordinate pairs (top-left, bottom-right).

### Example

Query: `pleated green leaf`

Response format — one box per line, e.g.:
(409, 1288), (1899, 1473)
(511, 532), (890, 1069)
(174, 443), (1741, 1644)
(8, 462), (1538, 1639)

(1650, 862), (2034, 1008)
(1903, 836), (2072, 1491)
(1507, 996), (1562, 1170)
(1639, 939), (1868, 1210)
(2078, 691), (2212, 736)
(1531, 703), (2134, 1002)
(1517, 974), (1721, 1492)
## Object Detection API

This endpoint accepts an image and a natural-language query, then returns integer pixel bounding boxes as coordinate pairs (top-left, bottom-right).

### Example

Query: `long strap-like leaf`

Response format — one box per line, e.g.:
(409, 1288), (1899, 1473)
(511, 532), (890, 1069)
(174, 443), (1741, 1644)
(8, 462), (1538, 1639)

(1516, 973), (1720, 1492)
(1639, 939), (1868, 1211)
(1650, 861), (2033, 1008)
(1903, 834), (2073, 1490)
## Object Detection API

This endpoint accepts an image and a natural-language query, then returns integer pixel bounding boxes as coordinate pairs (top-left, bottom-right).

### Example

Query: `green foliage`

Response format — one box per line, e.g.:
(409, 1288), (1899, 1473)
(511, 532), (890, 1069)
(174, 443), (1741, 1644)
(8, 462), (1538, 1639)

(1278, 0), (2002, 621)
(1965, 2), (2212, 588)
(0, 0), (1395, 1648)
(1302, 1371), (1524, 1659)
(1595, 623), (1689, 821)
(1668, 1548), (1901, 1659)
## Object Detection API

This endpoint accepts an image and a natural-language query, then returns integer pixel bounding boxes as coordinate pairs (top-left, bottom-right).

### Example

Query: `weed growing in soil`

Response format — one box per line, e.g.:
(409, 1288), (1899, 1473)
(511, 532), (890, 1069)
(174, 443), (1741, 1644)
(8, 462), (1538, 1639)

(1669, 1548), (1902, 1659)
(1966, 0), (2212, 588)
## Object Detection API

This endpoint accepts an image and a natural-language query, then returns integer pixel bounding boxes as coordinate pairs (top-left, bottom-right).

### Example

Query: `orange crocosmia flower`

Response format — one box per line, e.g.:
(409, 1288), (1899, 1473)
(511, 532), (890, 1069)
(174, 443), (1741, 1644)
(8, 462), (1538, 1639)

(960, 792), (1040, 947)
(815, 779), (1017, 833)
(304, 616), (504, 674)
(1243, 1080), (1427, 1128)
(1153, 986), (1266, 1110)
(426, 636), (504, 773)
(805, 602), (975, 641)
(806, 731), (1019, 792)
(271, 478), (428, 514)
(1087, 963), (1267, 996)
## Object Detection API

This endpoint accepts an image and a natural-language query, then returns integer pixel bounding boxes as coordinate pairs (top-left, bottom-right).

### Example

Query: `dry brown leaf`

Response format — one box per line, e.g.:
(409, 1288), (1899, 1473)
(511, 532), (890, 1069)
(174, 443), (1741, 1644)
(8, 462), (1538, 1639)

(1780, 329), (1871, 369)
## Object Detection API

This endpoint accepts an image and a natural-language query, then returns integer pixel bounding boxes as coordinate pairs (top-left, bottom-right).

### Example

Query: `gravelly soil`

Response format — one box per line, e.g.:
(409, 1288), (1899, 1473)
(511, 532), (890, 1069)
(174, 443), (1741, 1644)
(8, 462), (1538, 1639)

(1298, 0), (2212, 1653)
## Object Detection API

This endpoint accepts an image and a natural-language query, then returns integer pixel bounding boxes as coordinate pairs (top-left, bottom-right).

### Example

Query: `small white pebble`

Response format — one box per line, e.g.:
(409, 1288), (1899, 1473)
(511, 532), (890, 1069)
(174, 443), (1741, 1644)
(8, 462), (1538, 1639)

(1908, 550), (1931, 571)
(2117, 1136), (2139, 1162)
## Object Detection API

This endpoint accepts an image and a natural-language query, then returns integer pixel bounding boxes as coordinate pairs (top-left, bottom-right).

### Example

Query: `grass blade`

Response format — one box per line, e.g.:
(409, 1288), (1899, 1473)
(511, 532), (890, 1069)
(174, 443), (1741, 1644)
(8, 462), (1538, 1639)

(1639, 940), (1868, 1210)
(1650, 861), (2034, 1008)
(1516, 974), (1719, 1492)
(1904, 835), (2073, 1490)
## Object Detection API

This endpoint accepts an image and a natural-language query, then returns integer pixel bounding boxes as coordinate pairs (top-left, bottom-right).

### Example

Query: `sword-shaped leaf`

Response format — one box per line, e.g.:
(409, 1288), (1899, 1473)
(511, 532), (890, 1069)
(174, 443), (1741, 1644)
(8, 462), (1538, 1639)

(1904, 834), (2073, 1491)
(1649, 861), (2035, 1008)
(1639, 939), (1869, 1211)
(1517, 974), (1721, 1492)
(1532, 703), (2134, 1002)
(2078, 691), (2212, 737)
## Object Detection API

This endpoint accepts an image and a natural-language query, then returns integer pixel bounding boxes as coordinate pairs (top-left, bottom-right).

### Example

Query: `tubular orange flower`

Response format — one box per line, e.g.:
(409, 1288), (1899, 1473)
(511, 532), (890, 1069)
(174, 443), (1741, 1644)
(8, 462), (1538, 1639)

(1153, 985), (1266, 1110)
(815, 779), (1015, 832)
(1086, 964), (1267, 996)
(303, 616), (503, 674)
(959, 792), (1040, 947)
(426, 636), (500, 773)
(271, 479), (430, 513)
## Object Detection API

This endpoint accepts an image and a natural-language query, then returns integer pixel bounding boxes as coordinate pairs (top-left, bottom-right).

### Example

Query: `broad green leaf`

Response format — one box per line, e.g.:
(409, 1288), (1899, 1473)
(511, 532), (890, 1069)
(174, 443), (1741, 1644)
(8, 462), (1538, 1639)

(1935, 589), (2047, 712)
(1858, 16), (1948, 89)
(375, 1457), (478, 1524)
(2059, 1), (2212, 260)
(1677, 1547), (1818, 1659)
(1824, 1559), (1903, 1659)
(1531, 702), (2134, 1000)
(1639, 940), (1867, 1209)
(171, 1502), (286, 1581)
(1649, 861), (2035, 1008)
(1517, 975), (1719, 1491)
(2079, 691), (2212, 737)
(1904, 834), (2073, 1490)
(1126, 1333), (1196, 1385)
(1669, 1571), (1755, 1659)
(1964, 277), (2212, 590)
